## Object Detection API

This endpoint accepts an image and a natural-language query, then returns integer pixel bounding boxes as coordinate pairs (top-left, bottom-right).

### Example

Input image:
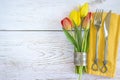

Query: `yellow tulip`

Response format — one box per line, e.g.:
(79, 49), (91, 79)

(80, 3), (89, 18)
(69, 10), (81, 27)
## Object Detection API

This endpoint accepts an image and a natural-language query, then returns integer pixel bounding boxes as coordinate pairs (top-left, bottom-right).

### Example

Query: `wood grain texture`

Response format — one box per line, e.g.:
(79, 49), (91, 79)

(0, 32), (119, 80)
(0, 0), (120, 80)
(0, 0), (120, 30)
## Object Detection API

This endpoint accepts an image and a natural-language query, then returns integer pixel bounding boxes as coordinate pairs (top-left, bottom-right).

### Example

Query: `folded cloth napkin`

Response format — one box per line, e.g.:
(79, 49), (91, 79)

(87, 13), (120, 77)
(119, 16), (120, 40)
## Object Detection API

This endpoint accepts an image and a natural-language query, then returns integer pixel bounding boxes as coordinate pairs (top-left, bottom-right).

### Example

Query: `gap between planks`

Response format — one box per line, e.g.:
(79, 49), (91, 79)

(0, 30), (85, 32)
(0, 30), (63, 32)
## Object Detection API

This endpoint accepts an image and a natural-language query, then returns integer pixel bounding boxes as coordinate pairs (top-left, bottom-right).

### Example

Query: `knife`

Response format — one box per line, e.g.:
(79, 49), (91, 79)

(100, 10), (111, 73)
(104, 10), (111, 60)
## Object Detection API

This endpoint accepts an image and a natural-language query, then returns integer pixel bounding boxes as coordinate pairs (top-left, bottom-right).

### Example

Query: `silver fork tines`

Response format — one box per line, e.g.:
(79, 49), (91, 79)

(94, 9), (103, 30)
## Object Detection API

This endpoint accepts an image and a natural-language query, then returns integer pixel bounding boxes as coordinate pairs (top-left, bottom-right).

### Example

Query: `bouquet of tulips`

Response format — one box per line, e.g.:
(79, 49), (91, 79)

(61, 3), (92, 79)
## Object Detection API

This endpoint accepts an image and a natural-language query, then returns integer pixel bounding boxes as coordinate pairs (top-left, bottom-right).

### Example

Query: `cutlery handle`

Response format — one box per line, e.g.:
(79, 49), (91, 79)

(104, 38), (108, 61)
(95, 32), (99, 60)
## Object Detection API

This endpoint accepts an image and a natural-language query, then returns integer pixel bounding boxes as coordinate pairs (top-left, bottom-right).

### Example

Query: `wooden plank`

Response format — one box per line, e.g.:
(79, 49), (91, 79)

(0, 32), (119, 80)
(0, 0), (120, 30)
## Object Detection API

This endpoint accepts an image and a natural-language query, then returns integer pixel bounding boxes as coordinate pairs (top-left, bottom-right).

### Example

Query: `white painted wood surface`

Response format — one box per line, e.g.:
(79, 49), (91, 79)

(0, 32), (120, 80)
(0, 0), (120, 80)
(0, 0), (120, 30)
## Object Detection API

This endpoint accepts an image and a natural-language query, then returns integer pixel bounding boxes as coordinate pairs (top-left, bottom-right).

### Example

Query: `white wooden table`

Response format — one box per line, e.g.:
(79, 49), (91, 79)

(0, 0), (120, 80)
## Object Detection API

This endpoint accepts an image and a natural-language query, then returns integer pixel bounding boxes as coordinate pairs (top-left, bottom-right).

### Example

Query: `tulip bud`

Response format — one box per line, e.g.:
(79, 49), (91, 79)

(80, 3), (89, 18)
(82, 12), (92, 30)
(61, 17), (73, 30)
(69, 10), (81, 27)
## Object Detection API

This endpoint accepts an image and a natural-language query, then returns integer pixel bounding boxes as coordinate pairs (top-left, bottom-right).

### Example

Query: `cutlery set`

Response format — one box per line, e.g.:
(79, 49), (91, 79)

(91, 9), (112, 73)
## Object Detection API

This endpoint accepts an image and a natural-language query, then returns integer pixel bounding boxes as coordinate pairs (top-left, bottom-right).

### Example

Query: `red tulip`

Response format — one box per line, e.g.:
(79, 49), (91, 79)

(82, 12), (92, 30)
(61, 17), (73, 30)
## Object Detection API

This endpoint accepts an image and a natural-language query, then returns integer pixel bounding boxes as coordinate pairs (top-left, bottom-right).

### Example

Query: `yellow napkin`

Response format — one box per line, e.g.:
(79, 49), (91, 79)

(87, 13), (120, 77)
(119, 15), (120, 41)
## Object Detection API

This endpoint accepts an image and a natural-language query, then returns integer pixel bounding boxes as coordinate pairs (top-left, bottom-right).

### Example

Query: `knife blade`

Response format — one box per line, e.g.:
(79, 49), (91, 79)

(104, 10), (111, 38)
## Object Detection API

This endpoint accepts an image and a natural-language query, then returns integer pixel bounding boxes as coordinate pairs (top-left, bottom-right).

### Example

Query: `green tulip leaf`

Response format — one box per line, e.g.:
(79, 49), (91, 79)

(73, 22), (82, 51)
(63, 28), (78, 48)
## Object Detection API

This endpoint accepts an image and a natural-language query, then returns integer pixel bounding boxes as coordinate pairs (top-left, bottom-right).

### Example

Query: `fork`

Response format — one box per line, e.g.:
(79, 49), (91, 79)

(91, 9), (103, 71)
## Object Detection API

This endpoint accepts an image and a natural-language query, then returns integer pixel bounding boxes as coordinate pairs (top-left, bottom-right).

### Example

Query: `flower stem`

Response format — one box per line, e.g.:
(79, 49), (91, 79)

(75, 66), (83, 80)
